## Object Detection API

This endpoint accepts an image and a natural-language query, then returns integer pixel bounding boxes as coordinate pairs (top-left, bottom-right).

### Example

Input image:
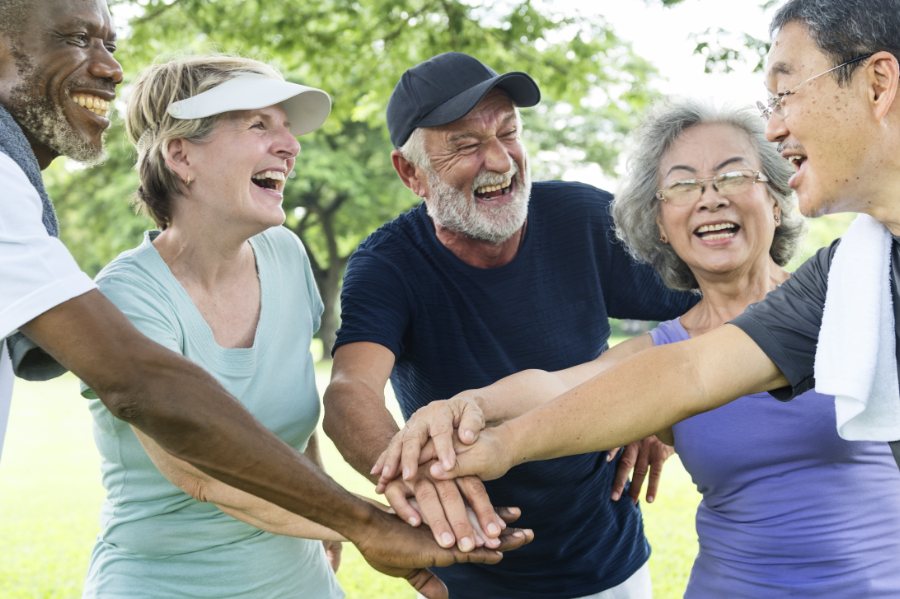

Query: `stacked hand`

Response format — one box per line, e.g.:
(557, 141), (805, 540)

(373, 393), (673, 506)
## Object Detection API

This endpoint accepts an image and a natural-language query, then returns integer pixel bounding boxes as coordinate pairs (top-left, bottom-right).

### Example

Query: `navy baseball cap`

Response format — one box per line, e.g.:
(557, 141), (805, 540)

(386, 52), (541, 147)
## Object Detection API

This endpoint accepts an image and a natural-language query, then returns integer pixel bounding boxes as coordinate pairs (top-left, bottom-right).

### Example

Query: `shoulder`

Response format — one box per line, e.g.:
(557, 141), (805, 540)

(531, 180), (613, 206)
(94, 235), (172, 303)
(253, 225), (309, 261)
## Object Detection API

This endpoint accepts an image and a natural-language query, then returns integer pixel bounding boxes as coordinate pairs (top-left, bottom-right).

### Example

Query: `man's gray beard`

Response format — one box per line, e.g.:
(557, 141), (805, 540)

(424, 165), (531, 244)
(6, 60), (104, 164)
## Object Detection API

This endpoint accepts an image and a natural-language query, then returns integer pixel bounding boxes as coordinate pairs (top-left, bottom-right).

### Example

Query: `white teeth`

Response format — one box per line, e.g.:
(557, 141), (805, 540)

(72, 94), (110, 116)
(696, 223), (736, 234)
(475, 177), (512, 195)
(702, 232), (735, 241)
(252, 170), (286, 181)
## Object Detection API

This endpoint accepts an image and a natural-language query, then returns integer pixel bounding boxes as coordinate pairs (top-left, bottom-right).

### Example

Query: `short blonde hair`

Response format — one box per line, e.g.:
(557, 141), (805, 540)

(126, 55), (284, 229)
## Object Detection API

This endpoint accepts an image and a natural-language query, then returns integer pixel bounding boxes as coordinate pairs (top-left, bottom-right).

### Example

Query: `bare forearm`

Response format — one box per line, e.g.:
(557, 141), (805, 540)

(473, 336), (652, 423)
(22, 294), (378, 542)
(496, 327), (785, 466)
(323, 380), (399, 479)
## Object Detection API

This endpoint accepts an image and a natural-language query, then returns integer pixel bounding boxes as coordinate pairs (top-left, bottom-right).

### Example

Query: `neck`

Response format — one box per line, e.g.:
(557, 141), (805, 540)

(433, 221), (525, 268)
(153, 222), (255, 289)
(681, 257), (789, 336)
(24, 131), (57, 171)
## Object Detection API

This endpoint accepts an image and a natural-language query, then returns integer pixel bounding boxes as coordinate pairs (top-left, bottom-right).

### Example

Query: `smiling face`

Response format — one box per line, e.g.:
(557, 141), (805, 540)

(763, 21), (873, 217)
(174, 105), (299, 236)
(419, 90), (531, 243)
(0, 0), (122, 167)
(657, 123), (779, 283)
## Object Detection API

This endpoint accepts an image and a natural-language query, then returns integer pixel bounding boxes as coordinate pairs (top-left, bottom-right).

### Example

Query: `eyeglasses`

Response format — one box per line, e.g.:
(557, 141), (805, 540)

(757, 53), (874, 120)
(656, 169), (769, 205)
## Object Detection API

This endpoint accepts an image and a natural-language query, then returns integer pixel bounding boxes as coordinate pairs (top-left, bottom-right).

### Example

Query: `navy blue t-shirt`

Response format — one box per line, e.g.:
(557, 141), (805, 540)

(336, 181), (696, 598)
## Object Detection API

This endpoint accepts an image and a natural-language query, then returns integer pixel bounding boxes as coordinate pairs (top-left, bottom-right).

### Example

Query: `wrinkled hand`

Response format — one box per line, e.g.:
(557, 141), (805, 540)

(355, 508), (533, 599)
(380, 461), (507, 552)
(323, 540), (343, 572)
(428, 426), (515, 483)
(609, 436), (673, 504)
(372, 395), (486, 488)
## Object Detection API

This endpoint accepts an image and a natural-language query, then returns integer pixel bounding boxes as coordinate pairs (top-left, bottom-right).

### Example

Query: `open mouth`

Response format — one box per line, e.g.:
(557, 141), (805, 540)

(251, 170), (286, 193)
(787, 154), (806, 171)
(695, 222), (739, 241)
(71, 93), (110, 118)
(474, 176), (513, 200)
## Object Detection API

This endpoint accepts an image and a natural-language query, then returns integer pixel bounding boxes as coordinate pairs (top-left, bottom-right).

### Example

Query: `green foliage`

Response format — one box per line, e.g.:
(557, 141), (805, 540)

(48, 0), (662, 347)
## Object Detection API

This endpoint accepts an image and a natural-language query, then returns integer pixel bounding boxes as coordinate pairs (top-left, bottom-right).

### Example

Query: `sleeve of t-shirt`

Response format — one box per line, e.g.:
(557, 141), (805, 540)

(589, 187), (697, 320)
(81, 268), (182, 399)
(0, 153), (95, 339)
(731, 242), (836, 400)
(332, 248), (411, 358)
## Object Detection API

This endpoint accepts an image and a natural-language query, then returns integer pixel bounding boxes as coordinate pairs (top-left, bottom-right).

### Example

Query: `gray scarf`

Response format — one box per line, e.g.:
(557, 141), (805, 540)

(0, 104), (58, 236)
(1, 104), (66, 380)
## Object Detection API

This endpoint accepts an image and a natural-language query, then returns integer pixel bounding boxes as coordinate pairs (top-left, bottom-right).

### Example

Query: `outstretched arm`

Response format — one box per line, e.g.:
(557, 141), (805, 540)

(21, 291), (528, 598)
(132, 426), (345, 541)
(432, 324), (786, 481)
(376, 335), (653, 482)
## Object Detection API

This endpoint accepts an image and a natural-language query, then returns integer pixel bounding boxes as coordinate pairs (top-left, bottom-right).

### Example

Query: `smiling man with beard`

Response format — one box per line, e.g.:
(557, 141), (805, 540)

(0, 4), (531, 595)
(323, 52), (697, 599)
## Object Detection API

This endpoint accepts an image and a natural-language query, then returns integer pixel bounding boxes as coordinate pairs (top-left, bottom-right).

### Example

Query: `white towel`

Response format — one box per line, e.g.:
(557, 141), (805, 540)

(815, 213), (900, 441)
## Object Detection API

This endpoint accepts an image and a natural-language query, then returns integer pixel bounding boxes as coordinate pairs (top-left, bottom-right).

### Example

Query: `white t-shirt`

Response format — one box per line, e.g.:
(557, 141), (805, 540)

(0, 152), (94, 459)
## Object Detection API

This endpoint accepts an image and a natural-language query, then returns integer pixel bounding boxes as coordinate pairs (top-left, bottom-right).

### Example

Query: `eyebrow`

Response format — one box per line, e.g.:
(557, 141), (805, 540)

(664, 156), (750, 177)
(65, 17), (118, 41)
(446, 111), (518, 144)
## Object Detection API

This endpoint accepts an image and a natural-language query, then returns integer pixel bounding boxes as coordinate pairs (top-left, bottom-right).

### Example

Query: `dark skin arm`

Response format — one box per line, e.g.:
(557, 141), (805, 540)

(21, 291), (531, 597)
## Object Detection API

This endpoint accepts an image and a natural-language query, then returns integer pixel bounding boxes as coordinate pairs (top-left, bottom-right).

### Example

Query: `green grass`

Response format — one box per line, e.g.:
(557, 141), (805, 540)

(0, 368), (700, 598)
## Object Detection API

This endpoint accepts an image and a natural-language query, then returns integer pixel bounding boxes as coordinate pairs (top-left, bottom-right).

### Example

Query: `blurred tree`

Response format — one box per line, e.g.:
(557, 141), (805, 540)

(49, 0), (664, 351)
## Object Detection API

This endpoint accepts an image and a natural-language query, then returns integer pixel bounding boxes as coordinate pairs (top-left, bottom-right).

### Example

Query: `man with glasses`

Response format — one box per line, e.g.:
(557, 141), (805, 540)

(419, 0), (900, 485)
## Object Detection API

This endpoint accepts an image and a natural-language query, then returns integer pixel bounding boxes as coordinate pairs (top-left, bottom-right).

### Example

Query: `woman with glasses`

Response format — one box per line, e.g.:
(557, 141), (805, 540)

(376, 100), (900, 597)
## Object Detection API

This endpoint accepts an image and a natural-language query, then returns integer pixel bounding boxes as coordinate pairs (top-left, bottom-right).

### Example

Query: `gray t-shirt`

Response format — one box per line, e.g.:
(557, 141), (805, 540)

(731, 237), (900, 464)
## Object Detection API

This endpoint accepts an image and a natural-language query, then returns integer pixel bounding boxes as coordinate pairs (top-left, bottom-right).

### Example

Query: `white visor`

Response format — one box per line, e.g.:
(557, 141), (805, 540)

(166, 73), (332, 136)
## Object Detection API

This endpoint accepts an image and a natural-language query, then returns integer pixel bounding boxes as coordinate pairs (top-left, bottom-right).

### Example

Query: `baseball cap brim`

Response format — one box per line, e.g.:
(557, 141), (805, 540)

(416, 72), (540, 130)
(166, 73), (332, 136)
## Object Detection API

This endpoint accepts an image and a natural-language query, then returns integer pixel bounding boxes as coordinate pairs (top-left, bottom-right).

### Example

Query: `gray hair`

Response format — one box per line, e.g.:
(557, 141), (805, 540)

(398, 127), (430, 169)
(771, 0), (900, 85)
(612, 100), (805, 291)
(125, 55), (284, 229)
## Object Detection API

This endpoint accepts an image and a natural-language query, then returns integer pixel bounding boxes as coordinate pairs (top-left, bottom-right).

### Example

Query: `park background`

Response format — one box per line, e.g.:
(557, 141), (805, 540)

(1, 0), (854, 596)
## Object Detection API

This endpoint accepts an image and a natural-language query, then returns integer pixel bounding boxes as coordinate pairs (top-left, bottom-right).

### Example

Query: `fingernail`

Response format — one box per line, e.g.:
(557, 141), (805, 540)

(443, 458), (454, 470)
(408, 517), (419, 526)
(440, 532), (454, 547)
(487, 522), (500, 536)
(462, 429), (474, 442)
(648, 495), (655, 503)
(606, 453), (613, 462)
(459, 537), (474, 551)
(611, 492), (620, 501)
(370, 464), (378, 475)
(402, 467), (410, 480)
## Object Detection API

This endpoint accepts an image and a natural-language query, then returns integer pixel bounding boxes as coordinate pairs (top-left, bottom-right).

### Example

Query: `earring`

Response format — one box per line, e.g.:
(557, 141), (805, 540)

(182, 174), (193, 186)
(774, 213), (781, 225)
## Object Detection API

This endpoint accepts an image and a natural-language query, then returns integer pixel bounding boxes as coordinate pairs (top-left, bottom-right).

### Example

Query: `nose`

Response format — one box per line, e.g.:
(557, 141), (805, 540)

(764, 111), (788, 143)
(274, 126), (301, 160)
(88, 43), (123, 86)
(483, 137), (512, 173)
(698, 183), (729, 211)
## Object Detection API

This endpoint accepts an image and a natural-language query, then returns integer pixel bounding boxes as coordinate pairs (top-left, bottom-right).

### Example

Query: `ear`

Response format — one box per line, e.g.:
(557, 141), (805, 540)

(391, 149), (428, 197)
(163, 138), (193, 185)
(867, 51), (899, 122)
(656, 216), (669, 244)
